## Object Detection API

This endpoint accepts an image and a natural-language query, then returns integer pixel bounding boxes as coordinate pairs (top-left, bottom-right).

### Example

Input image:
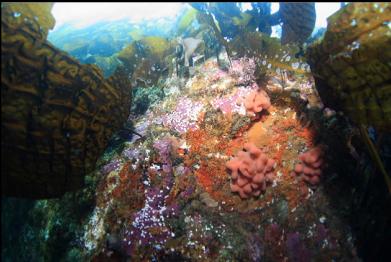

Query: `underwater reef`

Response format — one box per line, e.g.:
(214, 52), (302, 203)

(2, 2), (391, 262)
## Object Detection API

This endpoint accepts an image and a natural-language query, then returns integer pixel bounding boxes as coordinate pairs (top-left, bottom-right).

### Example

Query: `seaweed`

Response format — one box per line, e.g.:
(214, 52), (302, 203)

(306, 2), (391, 130)
(1, 3), (132, 198)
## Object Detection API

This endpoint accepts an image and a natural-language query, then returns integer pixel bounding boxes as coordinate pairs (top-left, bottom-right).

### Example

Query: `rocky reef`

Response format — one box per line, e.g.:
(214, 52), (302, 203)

(75, 54), (361, 261)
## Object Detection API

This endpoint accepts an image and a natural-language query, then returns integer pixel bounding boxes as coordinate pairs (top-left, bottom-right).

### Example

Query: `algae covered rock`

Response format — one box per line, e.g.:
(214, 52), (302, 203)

(1, 3), (132, 198)
(306, 2), (391, 130)
(229, 31), (308, 79)
(118, 36), (176, 87)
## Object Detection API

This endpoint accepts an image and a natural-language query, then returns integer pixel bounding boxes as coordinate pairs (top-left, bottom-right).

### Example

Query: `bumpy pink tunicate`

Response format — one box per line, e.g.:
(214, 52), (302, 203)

(226, 143), (275, 199)
(244, 89), (271, 114)
(292, 146), (325, 185)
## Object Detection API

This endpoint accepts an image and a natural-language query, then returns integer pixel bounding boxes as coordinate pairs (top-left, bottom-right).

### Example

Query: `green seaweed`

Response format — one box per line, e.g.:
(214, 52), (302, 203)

(177, 7), (198, 35)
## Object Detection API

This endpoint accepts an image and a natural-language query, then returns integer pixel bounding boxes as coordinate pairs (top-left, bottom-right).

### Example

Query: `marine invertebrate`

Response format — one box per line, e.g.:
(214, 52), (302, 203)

(161, 97), (204, 134)
(226, 143), (275, 199)
(122, 137), (178, 255)
(247, 233), (264, 261)
(101, 159), (122, 175)
(264, 223), (285, 261)
(211, 86), (254, 115)
(292, 146), (325, 186)
(228, 57), (256, 85)
(122, 187), (178, 255)
(244, 89), (271, 115)
(153, 137), (174, 174)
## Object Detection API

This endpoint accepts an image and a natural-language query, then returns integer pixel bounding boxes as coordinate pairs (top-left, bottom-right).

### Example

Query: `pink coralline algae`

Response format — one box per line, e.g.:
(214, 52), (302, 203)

(122, 147), (141, 161)
(122, 138), (178, 255)
(244, 89), (271, 115)
(229, 57), (256, 85)
(130, 121), (150, 143)
(161, 97), (203, 134)
(153, 138), (173, 174)
(292, 146), (325, 186)
(211, 86), (254, 115)
(210, 68), (228, 82)
(247, 233), (264, 261)
(129, 110), (159, 143)
(226, 143), (275, 199)
(101, 158), (122, 175)
(122, 187), (178, 255)
(286, 232), (311, 262)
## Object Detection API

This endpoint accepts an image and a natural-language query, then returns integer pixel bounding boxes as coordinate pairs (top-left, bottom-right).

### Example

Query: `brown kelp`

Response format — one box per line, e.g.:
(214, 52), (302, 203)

(306, 2), (391, 193)
(1, 3), (132, 198)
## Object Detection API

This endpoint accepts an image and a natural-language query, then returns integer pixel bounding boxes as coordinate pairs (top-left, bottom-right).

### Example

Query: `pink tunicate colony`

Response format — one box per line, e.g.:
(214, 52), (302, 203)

(226, 143), (275, 199)
(292, 146), (325, 186)
(244, 89), (271, 114)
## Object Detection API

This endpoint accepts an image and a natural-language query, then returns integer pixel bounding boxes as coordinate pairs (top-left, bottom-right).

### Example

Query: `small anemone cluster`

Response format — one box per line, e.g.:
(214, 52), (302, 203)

(122, 187), (179, 255)
(122, 137), (179, 255)
(161, 97), (204, 134)
(228, 56), (256, 85)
